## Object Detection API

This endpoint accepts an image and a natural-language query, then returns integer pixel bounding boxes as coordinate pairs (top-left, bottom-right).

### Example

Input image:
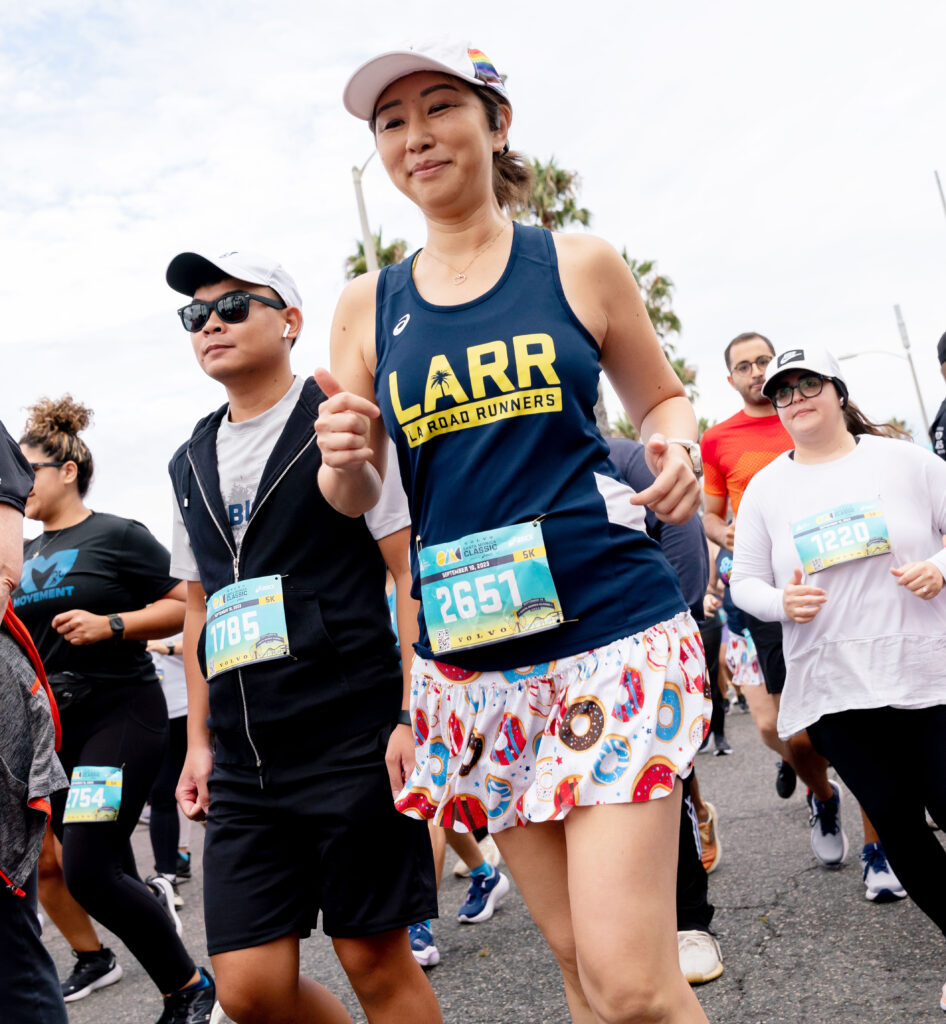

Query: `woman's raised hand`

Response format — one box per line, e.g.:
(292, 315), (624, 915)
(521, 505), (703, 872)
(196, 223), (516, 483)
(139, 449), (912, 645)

(313, 368), (380, 471)
(782, 567), (826, 623)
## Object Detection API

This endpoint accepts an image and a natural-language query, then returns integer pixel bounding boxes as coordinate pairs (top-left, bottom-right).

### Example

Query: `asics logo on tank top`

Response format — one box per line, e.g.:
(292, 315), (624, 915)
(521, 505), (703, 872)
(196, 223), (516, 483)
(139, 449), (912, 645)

(393, 313), (411, 336)
(14, 549), (79, 606)
(387, 334), (562, 448)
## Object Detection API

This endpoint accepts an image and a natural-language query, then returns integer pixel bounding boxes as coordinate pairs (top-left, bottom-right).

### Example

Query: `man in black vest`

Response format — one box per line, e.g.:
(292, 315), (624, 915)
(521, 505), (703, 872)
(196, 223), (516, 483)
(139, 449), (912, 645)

(166, 251), (440, 1024)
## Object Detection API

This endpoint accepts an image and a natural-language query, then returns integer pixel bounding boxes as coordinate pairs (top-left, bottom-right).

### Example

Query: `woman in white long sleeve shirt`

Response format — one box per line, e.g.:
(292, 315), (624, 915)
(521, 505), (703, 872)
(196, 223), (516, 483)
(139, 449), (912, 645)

(730, 344), (946, 1014)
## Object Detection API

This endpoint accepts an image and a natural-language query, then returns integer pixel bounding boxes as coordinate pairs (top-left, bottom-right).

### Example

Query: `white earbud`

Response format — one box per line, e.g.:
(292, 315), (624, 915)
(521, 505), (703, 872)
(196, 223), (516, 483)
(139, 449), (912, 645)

(283, 324), (291, 339)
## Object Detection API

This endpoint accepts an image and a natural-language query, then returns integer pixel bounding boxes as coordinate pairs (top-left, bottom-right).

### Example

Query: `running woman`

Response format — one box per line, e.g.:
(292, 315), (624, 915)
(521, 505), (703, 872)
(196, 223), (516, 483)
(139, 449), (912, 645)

(12, 397), (215, 1023)
(319, 41), (712, 1024)
(700, 331), (849, 867)
(165, 250), (440, 1024)
(730, 345), (946, 1010)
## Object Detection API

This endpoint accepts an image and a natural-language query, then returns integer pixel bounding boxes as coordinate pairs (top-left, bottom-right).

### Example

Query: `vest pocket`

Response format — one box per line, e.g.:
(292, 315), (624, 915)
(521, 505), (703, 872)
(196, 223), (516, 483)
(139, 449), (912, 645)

(283, 587), (348, 688)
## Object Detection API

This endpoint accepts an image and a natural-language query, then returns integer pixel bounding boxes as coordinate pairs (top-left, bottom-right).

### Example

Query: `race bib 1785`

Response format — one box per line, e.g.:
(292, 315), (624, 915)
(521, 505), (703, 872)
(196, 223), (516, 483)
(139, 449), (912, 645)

(205, 575), (290, 679)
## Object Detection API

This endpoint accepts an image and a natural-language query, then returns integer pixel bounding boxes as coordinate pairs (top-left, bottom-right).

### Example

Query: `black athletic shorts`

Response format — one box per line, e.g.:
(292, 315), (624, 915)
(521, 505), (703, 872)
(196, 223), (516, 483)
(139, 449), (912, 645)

(740, 612), (786, 696)
(203, 722), (437, 955)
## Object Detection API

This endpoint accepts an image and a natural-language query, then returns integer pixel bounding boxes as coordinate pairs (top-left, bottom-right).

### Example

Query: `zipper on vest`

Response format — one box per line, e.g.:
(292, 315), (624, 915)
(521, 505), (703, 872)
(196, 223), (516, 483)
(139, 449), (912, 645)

(227, 432), (318, 789)
(187, 451), (263, 778)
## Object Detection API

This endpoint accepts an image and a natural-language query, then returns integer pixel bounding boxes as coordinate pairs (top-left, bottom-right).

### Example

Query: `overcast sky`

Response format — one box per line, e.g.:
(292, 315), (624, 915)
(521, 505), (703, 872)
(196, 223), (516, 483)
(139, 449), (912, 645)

(3, 0), (945, 544)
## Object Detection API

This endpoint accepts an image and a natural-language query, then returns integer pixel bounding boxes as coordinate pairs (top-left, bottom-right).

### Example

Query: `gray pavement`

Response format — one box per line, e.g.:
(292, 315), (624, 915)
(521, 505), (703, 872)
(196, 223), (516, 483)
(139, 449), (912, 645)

(44, 709), (944, 1023)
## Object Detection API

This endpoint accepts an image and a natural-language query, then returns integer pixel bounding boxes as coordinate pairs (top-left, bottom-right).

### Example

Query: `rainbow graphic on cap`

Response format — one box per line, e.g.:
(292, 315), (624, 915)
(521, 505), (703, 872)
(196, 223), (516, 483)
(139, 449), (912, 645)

(468, 48), (507, 95)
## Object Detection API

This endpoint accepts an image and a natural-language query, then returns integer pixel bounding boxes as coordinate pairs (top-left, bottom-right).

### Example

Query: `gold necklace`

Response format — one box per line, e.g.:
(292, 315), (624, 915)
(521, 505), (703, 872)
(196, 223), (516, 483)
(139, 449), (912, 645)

(422, 222), (510, 285)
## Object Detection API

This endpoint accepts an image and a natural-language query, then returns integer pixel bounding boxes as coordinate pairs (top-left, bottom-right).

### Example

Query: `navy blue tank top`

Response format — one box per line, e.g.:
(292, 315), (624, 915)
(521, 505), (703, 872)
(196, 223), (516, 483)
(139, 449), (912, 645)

(375, 222), (685, 670)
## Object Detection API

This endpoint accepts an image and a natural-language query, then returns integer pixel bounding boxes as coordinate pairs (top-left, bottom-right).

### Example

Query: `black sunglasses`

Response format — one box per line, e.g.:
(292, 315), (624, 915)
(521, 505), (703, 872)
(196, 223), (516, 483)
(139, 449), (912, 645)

(771, 374), (826, 408)
(29, 461), (65, 471)
(177, 291), (286, 333)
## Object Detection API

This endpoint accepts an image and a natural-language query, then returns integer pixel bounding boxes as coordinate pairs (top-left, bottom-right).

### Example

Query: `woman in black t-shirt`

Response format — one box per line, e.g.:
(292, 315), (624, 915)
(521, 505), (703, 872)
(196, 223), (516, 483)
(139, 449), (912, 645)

(12, 397), (216, 1018)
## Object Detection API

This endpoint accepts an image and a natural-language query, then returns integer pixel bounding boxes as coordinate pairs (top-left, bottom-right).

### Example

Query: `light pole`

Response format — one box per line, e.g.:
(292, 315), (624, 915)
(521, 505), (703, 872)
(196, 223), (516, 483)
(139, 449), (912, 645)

(837, 304), (930, 435)
(936, 170), (946, 233)
(352, 151), (378, 272)
(893, 304), (929, 434)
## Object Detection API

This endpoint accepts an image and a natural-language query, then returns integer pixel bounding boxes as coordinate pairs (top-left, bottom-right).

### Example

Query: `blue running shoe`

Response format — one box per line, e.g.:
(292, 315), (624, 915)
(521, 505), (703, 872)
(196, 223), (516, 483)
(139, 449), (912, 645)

(457, 865), (510, 924)
(408, 922), (440, 968)
(861, 842), (906, 902)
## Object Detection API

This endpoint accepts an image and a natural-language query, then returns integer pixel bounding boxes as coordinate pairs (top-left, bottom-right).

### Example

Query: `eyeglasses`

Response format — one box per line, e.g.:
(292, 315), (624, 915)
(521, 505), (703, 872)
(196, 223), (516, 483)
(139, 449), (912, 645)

(771, 374), (826, 408)
(177, 291), (286, 333)
(29, 461), (65, 471)
(731, 355), (773, 376)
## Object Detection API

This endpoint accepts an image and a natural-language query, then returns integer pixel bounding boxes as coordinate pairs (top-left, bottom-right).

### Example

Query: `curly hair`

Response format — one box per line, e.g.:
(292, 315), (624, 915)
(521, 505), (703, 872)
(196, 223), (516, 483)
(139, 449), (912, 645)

(20, 395), (95, 496)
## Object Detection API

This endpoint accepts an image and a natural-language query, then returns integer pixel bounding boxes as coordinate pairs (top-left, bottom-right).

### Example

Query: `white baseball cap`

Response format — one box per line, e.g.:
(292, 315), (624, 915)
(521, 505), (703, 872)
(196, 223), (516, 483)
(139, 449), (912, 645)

(762, 344), (848, 402)
(166, 250), (302, 310)
(343, 40), (509, 121)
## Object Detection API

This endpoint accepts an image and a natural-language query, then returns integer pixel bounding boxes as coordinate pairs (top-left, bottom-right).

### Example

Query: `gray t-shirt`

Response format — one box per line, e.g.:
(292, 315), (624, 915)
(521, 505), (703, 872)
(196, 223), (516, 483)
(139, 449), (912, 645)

(171, 378), (409, 581)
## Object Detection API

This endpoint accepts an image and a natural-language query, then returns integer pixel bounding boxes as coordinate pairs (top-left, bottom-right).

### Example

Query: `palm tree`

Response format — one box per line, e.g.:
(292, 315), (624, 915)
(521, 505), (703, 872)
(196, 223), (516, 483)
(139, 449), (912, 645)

(621, 251), (698, 403)
(345, 230), (409, 279)
(512, 158), (591, 231)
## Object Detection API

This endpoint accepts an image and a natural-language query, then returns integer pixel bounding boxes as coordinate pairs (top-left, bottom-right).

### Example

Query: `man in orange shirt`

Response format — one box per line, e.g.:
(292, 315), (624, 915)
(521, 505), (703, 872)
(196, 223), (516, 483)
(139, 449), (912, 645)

(701, 333), (848, 868)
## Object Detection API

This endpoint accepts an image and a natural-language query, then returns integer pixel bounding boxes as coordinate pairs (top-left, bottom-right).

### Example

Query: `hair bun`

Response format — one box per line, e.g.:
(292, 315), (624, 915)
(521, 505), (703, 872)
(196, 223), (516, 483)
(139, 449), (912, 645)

(23, 395), (93, 439)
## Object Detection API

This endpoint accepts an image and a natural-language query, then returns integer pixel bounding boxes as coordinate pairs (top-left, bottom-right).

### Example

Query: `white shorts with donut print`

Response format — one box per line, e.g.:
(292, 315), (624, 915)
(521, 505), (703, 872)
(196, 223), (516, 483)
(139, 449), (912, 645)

(395, 611), (711, 833)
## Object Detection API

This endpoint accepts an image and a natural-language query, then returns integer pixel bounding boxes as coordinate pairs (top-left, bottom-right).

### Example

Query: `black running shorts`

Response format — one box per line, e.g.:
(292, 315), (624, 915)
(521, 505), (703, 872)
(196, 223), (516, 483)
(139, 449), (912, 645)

(741, 612), (786, 696)
(202, 723), (437, 955)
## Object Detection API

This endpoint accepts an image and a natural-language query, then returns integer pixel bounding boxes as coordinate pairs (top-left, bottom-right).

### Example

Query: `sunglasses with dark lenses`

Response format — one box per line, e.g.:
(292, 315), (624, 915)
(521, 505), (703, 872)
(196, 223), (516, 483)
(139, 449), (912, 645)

(29, 461), (65, 471)
(177, 291), (286, 333)
(772, 374), (826, 408)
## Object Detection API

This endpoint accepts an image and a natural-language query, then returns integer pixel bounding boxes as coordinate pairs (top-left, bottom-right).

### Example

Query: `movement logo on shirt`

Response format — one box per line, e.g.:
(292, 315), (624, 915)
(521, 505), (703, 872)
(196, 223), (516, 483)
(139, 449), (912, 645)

(15, 549), (78, 606)
(387, 333), (563, 448)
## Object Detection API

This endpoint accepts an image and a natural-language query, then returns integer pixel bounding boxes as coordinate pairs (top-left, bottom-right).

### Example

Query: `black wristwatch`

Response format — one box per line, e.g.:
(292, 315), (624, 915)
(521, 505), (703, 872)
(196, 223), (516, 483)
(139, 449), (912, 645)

(167, 642), (176, 656)
(107, 614), (125, 641)
(396, 709), (411, 727)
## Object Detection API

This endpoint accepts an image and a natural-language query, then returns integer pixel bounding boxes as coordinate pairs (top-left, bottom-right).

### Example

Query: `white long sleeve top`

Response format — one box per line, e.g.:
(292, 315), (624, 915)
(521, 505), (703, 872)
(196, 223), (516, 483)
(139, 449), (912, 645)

(730, 434), (946, 738)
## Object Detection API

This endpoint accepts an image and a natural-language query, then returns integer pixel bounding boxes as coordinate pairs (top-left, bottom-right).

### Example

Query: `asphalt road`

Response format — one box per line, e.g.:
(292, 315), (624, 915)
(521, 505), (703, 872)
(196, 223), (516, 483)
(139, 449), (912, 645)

(44, 708), (945, 1023)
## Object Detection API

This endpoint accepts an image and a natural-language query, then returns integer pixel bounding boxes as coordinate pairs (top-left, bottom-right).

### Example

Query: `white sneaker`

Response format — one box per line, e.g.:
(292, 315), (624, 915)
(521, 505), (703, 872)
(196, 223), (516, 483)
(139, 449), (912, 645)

(809, 780), (849, 867)
(481, 835), (502, 868)
(146, 874), (183, 937)
(861, 844), (906, 902)
(939, 981), (945, 1012)
(677, 930), (724, 984)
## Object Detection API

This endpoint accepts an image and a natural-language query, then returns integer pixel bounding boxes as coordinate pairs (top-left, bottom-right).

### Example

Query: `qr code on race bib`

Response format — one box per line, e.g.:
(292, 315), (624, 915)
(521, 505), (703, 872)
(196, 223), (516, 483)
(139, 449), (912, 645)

(435, 629), (451, 652)
(811, 557), (823, 571)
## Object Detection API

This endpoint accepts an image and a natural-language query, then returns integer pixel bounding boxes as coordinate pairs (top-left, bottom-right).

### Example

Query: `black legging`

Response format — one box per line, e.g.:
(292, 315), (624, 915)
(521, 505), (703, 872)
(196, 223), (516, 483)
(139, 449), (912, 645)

(807, 704), (946, 937)
(50, 683), (196, 994)
(149, 715), (188, 876)
(699, 617), (727, 739)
